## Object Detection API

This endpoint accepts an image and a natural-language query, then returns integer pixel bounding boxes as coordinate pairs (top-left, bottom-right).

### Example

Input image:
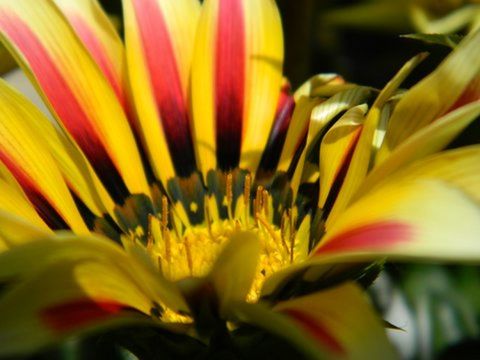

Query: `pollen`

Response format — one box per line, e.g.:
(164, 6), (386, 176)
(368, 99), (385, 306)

(126, 172), (305, 305)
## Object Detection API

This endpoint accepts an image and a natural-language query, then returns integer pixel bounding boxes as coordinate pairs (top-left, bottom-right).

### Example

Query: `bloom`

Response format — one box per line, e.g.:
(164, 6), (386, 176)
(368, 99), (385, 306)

(0, 0), (478, 358)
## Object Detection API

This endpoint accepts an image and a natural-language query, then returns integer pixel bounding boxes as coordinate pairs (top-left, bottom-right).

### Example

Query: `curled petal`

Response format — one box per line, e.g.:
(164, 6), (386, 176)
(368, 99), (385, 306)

(231, 283), (396, 359)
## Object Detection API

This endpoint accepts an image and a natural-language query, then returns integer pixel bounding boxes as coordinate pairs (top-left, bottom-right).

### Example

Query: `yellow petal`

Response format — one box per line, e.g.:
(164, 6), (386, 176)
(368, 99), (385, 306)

(276, 96), (322, 173)
(294, 73), (346, 101)
(358, 101), (480, 198)
(0, 210), (51, 251)
(209, 231), (260, 314)
(0, 79), (114, 218)
(0, 0), (150, 202)
(230, 283), (396, 359)
(313, 147), (480, 263)
(326, 53), (427, 228)
(0, 256), (154, 356)
(378, 29), (480, 161)
(319, 104), (366, 208)
(0, 234), (188, 313)
(287, 86), (373, 197)
(192, 0), (284, 176)
(0, 163), (50, 232)
(53, 0), (127, 110)
(123, 0), (200, 184)
(0, 80), (88, 233)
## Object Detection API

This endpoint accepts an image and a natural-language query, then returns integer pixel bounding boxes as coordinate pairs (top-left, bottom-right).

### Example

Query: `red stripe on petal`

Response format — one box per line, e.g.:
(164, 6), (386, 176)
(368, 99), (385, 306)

(133, 0), (196, 176)
(258, 86), (296, 173)
(315, 221), (412, 255)
(446, 76), (480, 114)
(0, 14), (129, 203)
(41, 299), (125, 333)
(322, 126), (363, 216)
(283, 308), (345, 355)
(68, 15), (146, 153)
(0, 151), (68, 230)
(68, 15), (125, 109)
(215, 0), (245, 170)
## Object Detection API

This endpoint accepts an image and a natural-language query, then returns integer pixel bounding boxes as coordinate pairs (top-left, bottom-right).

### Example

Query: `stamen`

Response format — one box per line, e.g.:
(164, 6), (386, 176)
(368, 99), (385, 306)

(280, 212), (287, 241)
(204, 201), (214, 240)
(262, 189), (270, 218)
(226, 172), (233, 220)
(254, 185), (264, 222)
(163, 229), (172, 279)
(147, 215), (154, 251)
(184, 235), (194, 276)
(161, 196), (171, 278)
(122, 171), (305, 306)
(161, 196), (169, 227)
(288, 209), (295, 263)
(243, 173), (251, 224)
(257, 214), (289, 256)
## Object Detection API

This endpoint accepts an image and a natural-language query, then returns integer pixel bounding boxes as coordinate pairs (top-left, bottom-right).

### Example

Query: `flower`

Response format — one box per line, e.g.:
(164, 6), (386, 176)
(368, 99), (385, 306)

(0, 0), (478, 358)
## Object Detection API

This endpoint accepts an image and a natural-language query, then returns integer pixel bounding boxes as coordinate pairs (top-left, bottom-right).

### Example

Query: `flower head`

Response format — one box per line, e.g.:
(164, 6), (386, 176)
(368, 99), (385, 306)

(0, 0), (478, 358)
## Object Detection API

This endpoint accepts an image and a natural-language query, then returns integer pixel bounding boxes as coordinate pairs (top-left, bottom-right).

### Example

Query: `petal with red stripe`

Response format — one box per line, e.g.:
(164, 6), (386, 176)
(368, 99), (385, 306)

(53, 0), (127, 111)
(257, 82), (296, 177)
(0, 254), (154, 356)
(378, 29), (480, 161)
(0, 79), (115, 220)
(326, 53), (426, 228)
(192, 0), (284, 177)
(358, 101), (480, 199)
(313, 147), (480, 263)
(0, 163), (51, 235)
(0, 0), (150, 203)
(123, 0), (200, 184)
(230, 283), (396, 359)
(0, 80), (88, 233)
(319, 105), (366, 209)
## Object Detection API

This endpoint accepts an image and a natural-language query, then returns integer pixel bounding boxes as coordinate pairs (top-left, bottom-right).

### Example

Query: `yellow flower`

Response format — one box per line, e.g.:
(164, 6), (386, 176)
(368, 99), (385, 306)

(0, 0), (478, 358)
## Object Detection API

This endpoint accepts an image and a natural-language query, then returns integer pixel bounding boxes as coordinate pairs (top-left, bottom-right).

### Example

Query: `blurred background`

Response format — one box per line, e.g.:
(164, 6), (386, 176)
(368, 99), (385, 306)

(2, 0), (480, 359)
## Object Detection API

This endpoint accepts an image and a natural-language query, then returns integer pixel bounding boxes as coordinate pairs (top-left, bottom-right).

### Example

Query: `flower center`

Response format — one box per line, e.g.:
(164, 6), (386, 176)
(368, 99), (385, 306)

(122, 172), (302, 303)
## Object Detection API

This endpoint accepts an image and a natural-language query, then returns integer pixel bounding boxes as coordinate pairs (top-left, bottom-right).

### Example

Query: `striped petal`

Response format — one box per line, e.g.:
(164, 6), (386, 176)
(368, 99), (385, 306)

(0, 80), (89, 233)
(378, 29), (480, 162)
(53, 0), (128, 112)
(319, 105), (366, 209)
(0, 247), (156, 356)
(0, 234), (188, 314)
(231, 283), (396, 359)
(123, 0), (201, 183)
(276, 96), (322, 174)
(0, 0), (150, 203)
(0, 79), (115, 219)
(357, 101), (480, 199)
(277, 75), (354, 176)
(284, 86), (373, 197)
(257, 82), (296, 177)
(313, 147), (480, 263)
(192, 0), (284, 177)
(0, 163), (50, 233)
(326, 53), (427, 228)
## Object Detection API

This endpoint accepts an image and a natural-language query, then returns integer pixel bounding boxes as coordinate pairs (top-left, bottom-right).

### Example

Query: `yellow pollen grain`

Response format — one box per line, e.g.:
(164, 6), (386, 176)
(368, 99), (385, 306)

(128, 177), (303, 307)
